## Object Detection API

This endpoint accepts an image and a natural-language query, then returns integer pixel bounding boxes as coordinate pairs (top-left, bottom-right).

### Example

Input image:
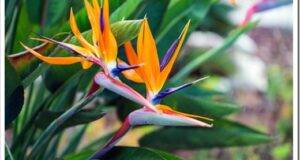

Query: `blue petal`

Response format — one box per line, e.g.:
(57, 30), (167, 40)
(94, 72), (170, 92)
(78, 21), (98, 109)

(100, 8), (105, 32)
(152, 76), (209, 104)
(111, 63), (140, 77)
(160, 39), (179, 71)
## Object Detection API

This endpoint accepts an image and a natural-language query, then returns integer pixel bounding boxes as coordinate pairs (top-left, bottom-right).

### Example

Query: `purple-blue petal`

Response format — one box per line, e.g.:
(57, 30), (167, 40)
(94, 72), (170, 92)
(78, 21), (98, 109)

(111, 63), (140, 77)
(160, 39), (179, 71)
(152, 77), (209, 104)
(100, 8), (105, 32)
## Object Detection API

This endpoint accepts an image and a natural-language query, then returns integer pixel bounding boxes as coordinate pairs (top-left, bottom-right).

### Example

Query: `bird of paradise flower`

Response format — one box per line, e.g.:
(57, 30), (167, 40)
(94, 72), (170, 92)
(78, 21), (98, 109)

(90, 19), (213, 159)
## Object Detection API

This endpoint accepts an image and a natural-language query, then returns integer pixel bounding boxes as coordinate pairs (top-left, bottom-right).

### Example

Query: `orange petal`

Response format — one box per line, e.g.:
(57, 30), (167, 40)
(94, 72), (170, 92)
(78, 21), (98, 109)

(64, 43), (94, 57)
(21, 43), (85, 65)
(84, 0), (101, 47)
(102, 0), (110, 32)
(121, 68), (144, 83)
(118, 58), (143, 83)
(92, 0), (100, 16)
(91, 0), (106, 58)
(124, 42), (145, 78)
(102, 0), (118, 63)
(137, 19), (160, 94)
(124, 42), (139, 65)
(69, 9), (98, 57)
(81, 60), (93, 69)
(159, 21), (190, 90)
(156, 104), (213, 121)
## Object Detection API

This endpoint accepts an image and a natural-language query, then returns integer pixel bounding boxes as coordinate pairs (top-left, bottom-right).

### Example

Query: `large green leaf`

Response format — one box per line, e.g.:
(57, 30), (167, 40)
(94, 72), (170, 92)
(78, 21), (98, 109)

(61, 0), (140, 32)
(10, 4), (40, 54)
(61, 125), (88, 156)
(10, 70), (85, 155)
(5, 57), (24, 127)
(110, 0), (143, 23)
(5, 0), (22, 54)
(64, 147), (182, 160)
(35, 107), (105, 130)
(157, 0), (215, 54)
(81, 131), (115, 151)
(25, 0), (68, 29)
(133, 0), (170, 36)
(165, 95), (239, 118)
(198, 3), (235, 36)
(139, 119), (271, 151)
(171, 22), (257, 81)
(5, 0), (21, 30)
(28, 89), (103, 159)
(5, 142), (14, 160)
(111, 20), (142, 45)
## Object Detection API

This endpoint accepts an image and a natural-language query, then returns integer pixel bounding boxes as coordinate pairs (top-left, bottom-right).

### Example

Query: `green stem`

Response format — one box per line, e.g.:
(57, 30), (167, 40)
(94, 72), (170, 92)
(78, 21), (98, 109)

(18, 84), (34, 132)
(28, 89), (103, 159)
(17, 127), (37, 160)
(61, 125), (88, 156)
(5, 142), (15, 160)
(11, 70), (84, 153)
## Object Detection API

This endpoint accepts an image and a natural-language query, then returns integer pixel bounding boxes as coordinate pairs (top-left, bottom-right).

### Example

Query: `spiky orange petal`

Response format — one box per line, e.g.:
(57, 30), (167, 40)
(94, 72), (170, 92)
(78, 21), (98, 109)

(118, 58), (143, 83)
(21, 43), (85, 65)
(124, 42), (146, 82)
(84, 0), (101, 47)
(69, 9), (97, 57)
(137, 19), (160, 94)
(81, 60), (94, 69)
(102, 0), (118, 63)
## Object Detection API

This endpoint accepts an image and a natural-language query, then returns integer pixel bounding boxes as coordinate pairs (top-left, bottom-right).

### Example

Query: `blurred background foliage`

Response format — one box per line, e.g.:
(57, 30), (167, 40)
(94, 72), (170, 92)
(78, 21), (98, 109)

(5, 0), (292, 159)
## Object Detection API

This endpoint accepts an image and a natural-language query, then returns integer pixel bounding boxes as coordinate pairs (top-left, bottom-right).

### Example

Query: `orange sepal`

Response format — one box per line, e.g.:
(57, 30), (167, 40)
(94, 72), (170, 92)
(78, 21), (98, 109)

(117, 59), (143, 83)
(21, 43), (85, 65)
(102, 0), (117, 63)
(69, 9), (96, 56)
(84, 0), (101, 47)
(137, 19), (160, 94)
(81, 60), (93, 69)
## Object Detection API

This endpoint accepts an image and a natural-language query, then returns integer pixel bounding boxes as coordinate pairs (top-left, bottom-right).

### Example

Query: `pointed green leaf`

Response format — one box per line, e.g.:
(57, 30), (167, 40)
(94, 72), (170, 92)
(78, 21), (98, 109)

(65, 147), (182, 160)
(35, 107), (105, 131)
(172, 22), (257, 81)
(139, 119), (271, 150)
(157, 0), (214, 55)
